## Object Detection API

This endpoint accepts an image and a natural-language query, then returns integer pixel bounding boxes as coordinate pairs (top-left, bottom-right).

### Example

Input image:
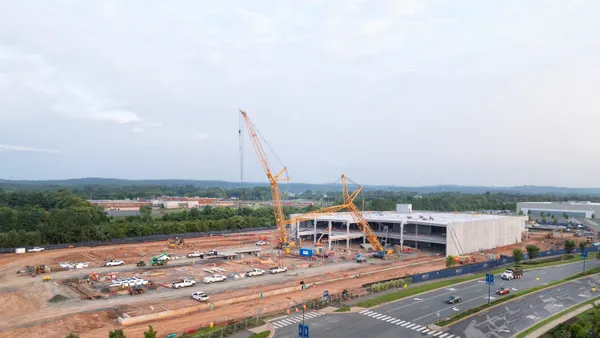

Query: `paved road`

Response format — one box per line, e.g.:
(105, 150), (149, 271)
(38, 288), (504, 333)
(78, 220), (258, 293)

(272, 260), (600, 338)
(445, 273), (600, 338)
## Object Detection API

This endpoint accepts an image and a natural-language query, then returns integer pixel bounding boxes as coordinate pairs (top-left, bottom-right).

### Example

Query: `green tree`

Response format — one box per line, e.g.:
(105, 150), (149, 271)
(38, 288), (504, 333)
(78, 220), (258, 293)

(140, 205), (152, 220)
(108, 329), (127, 338)
(563, 212), (569, 221)
(569, 320), (591, 337)
(446, 256), (456, 268)
(518, 210), (523, 216)
(553, 218), (558, 224)
(540, 212), (545, 218)
(564, 239), (576, 254)
(512, 248), (524, 265)
(579, 241), (587, 253)
(65, 334), (80, 338)
(525, 245), (540, 260)
(144, 325), (157, 338)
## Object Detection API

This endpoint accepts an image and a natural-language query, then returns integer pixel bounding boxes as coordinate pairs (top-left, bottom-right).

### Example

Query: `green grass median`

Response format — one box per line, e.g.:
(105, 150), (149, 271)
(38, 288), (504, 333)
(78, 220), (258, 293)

(435, 266), (600, 327)
(248, 331), (270, 338)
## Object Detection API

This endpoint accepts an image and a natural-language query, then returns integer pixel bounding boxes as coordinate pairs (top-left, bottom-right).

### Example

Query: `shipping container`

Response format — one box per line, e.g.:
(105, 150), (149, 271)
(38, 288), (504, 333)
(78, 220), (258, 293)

(299, 248), (314, 257)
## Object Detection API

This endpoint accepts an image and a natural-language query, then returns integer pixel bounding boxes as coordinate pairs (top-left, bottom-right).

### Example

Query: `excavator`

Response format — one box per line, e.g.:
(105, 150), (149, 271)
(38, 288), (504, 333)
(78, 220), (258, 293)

(168, 237), (185, 249)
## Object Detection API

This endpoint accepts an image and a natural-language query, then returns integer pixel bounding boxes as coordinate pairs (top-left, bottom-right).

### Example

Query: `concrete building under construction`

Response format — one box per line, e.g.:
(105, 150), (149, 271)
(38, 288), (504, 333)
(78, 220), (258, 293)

(289, 206), (527, 257)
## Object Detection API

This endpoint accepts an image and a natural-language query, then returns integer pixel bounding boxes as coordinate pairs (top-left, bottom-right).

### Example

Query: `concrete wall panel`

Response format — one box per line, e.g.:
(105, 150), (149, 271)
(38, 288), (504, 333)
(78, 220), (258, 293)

(446, 216), (527, 257)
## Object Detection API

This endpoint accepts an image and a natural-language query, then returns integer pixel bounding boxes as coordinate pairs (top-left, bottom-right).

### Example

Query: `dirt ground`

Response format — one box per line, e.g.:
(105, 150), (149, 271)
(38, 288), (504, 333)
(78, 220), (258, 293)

(0, 229), (586, 338)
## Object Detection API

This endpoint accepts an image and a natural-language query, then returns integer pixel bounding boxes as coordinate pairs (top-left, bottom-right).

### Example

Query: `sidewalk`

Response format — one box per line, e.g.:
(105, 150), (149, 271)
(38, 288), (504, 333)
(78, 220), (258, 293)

(523, 299), (600, 338)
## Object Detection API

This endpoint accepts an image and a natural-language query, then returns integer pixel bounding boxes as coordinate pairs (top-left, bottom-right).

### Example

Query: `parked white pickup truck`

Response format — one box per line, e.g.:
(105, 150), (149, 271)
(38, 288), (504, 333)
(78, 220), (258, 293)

(245, 268), (265, 277)
(27, 247), (45, 253)
(187, 251), (204, 258)
(203, 274), (227, 284)
(268, 266), (287, 274)
(172, 279), (196, 289)
(104, 259), (124, 267)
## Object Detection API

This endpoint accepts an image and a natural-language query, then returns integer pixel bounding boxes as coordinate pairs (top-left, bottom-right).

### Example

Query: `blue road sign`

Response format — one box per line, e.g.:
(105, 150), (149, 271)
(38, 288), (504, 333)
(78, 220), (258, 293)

(582, 251), (588, 259)
(304, 325), (309, 338)
(298, 324), (303, 338)
(485, 273), (494, 285)
(490, 274), (494, 285)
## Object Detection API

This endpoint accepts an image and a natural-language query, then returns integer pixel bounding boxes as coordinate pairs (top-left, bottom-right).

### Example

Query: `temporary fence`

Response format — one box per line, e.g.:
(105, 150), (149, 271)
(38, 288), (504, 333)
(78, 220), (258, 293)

(412, 247), (599, 283)
(0, 226), (276, 254)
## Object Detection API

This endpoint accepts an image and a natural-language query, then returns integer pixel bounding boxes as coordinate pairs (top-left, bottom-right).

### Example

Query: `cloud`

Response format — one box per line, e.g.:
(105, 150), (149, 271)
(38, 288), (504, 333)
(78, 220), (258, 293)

(0, 45), (143, 125)
(0, 144), (60, 153)
(132, 127), (145, 133)
(192, 133), (210, 140)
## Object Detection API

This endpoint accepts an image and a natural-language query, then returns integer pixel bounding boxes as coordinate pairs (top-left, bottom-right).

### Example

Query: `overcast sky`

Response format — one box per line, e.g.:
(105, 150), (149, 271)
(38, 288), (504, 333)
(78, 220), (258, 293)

(1, 0), (599, 187)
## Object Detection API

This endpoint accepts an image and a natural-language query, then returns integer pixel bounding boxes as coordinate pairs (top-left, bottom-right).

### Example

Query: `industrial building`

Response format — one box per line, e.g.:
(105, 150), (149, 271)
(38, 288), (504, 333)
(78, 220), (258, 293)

(517, 201), (600, 219)
(89, 200), (152, 211)
(289, 205), (527, 257)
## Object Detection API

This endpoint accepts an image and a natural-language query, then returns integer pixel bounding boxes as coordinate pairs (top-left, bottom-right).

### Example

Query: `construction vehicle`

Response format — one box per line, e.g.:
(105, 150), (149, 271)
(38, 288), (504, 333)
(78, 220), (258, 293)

(545, 232), (554, 239)
(168, 237), (185, 249)
(43, 276), (51, 282)
(34, 264), (48, 275)
(136, 260), (146, 267)
(150, 252), (170, 267)
(129, 285), (146, 295)
(356, 253), (367, 263)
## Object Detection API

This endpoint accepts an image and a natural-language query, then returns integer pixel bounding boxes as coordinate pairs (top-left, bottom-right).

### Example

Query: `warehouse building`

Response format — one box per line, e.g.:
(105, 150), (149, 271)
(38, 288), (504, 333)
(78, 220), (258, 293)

(289, 205), (527, 257)
(517, 201), (600, 219)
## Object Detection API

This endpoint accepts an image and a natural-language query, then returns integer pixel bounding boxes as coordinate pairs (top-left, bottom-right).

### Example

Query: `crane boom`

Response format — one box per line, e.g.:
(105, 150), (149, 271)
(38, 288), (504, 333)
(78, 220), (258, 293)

(341, 175), (384, 252)
(240, 110), (289, 246)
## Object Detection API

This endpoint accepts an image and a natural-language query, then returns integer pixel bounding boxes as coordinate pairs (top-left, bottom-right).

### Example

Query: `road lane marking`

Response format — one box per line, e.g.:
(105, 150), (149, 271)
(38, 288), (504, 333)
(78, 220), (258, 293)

(432, 331), (443, 336)
(359, 309), (370, 314)
(397, 321), (406, 325)
(401, 322), (411, 327)
(384, 282), (485, 313)
(439, 334), (448, 338)
(372, 314), (385, 319)
(422, 329), (430, 333)
(412, 325), (422, 330)
(390, 319), (401, 324)
(385, 317), (396, 322)
(406, 324), (417, 329)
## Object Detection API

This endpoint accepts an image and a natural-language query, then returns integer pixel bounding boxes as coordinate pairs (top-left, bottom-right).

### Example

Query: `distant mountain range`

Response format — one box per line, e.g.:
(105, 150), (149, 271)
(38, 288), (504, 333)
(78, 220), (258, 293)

(2, 178), (600, 195)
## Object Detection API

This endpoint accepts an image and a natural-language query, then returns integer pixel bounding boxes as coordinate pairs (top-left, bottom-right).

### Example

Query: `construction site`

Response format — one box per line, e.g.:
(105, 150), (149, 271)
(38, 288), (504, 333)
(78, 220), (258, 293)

(0, 111), (570, 338)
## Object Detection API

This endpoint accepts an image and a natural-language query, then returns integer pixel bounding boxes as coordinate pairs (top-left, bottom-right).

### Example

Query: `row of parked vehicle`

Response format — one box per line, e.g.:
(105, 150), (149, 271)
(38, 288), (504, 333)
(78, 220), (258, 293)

(59, 262), (89, 269)
(110, 277), (149, 288)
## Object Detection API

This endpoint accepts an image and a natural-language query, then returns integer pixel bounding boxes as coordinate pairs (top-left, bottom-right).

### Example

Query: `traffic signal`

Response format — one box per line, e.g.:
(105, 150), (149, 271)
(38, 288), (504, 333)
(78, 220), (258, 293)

(303, 304), (307, 311)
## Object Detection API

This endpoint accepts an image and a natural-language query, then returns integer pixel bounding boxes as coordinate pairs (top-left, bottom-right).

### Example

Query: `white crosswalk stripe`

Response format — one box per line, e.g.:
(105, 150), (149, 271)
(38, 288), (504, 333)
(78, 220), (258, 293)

(432, 332), (443, 337)
(357, 310), (462, 336)
(401, 322), (411, 327)
(438, 334), (448, 338)
(390, 319), (401, 324)
(422, 329), (430, 334)
(269, 312), (324, 329)
(406, 324), (417, 329)
(397, 321), (406, 325)
(413, 325), (422, 331)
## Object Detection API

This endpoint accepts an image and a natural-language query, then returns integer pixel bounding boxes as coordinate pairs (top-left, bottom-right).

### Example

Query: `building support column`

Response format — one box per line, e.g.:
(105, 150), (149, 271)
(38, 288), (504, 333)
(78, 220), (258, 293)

(400, 221), (404, 254)
(415, 224), (418, 249)
(328, 221), (332, 251)
(313, 219), (317, 247)
(346, 221), (350, 249)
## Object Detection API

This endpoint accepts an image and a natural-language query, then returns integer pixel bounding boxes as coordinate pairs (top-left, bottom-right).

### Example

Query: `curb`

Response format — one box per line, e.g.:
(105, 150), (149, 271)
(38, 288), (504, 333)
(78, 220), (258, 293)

(266, 322), (275, 338)
(437, 271), (600, 329)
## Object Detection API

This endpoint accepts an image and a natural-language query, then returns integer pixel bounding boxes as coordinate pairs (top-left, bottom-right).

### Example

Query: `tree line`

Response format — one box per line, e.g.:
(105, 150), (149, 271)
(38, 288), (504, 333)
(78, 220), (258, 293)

(0, 190), (316, 248)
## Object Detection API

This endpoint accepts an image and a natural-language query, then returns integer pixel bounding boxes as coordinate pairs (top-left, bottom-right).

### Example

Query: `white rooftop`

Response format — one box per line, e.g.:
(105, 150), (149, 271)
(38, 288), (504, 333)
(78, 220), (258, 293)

(291, 211), (516, 225)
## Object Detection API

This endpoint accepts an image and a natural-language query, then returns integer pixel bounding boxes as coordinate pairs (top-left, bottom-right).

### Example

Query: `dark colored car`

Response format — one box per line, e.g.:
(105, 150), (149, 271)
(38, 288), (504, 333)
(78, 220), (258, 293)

(445, 295), (461, 304)
(496, 287), (510, 295)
